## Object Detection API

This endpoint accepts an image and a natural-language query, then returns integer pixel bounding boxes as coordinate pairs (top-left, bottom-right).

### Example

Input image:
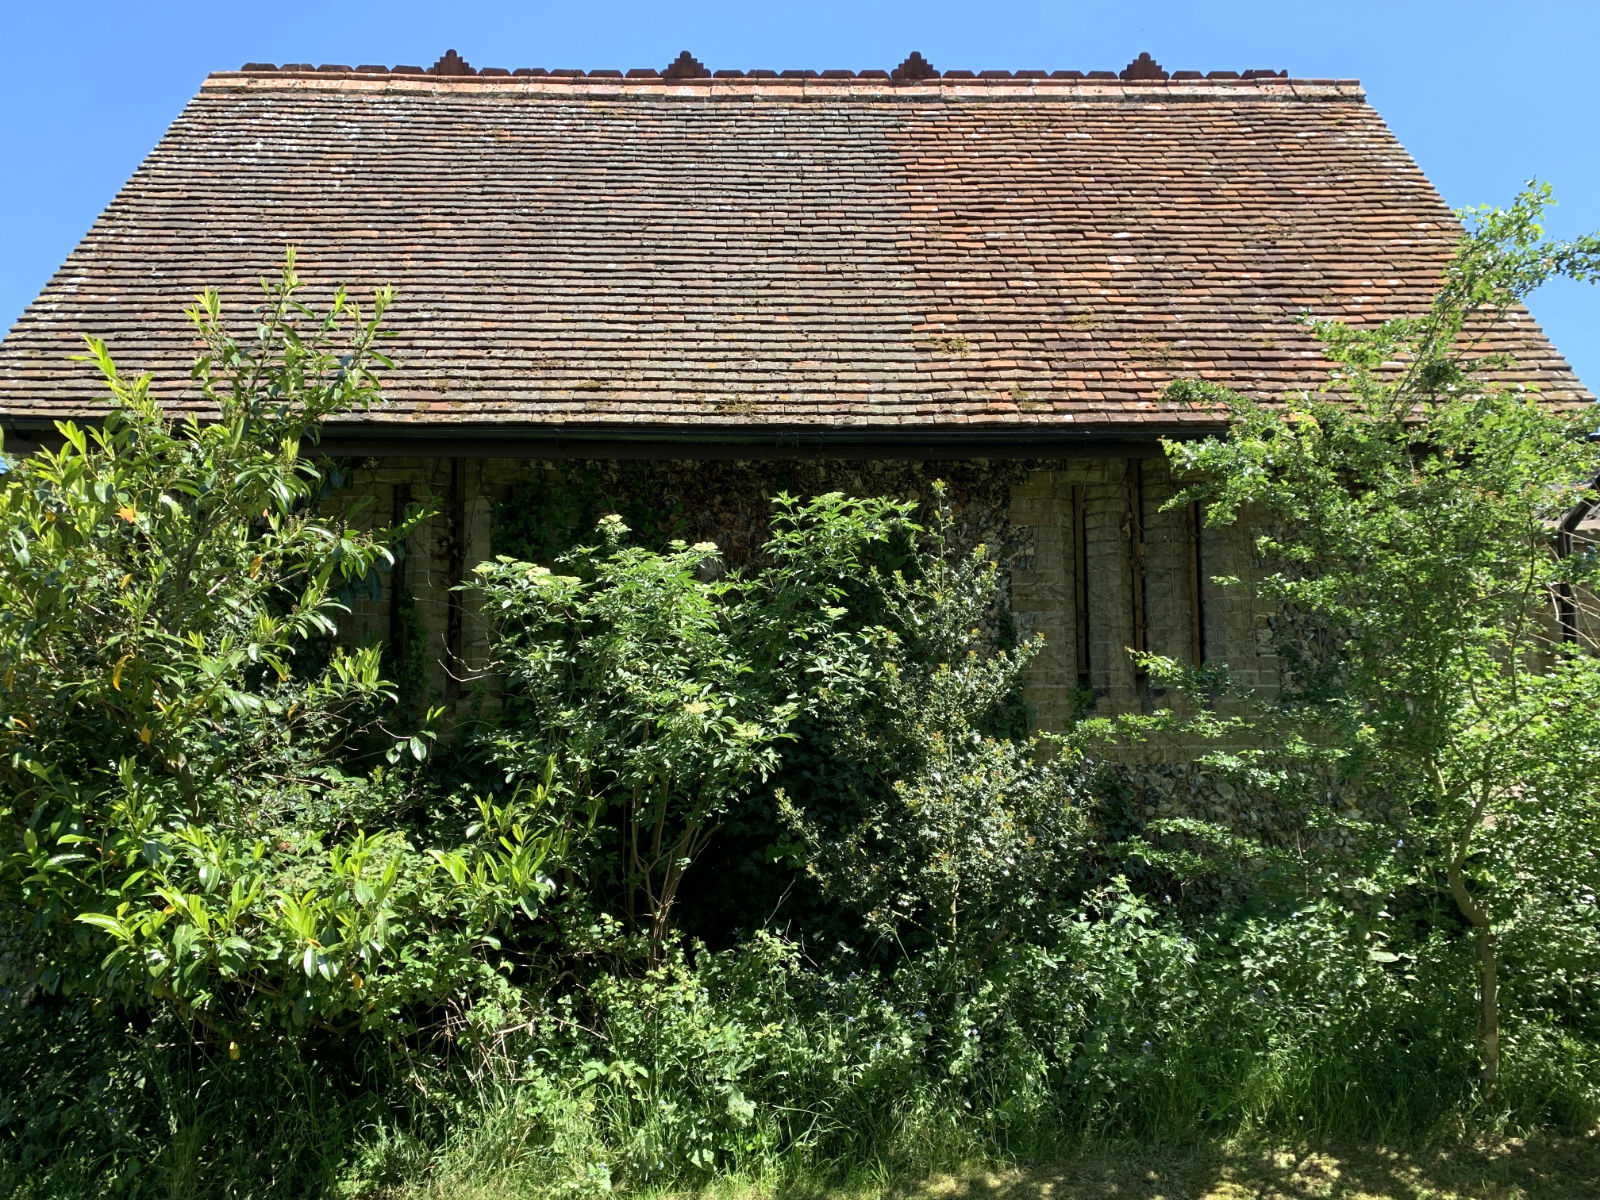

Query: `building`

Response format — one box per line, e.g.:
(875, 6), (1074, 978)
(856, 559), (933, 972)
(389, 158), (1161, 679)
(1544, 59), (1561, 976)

(0, 50), (1589, 732)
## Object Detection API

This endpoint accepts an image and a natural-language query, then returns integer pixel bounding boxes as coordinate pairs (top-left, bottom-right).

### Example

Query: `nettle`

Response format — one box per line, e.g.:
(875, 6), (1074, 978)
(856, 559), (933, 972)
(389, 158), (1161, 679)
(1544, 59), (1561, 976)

(1, 257), (559, 1043)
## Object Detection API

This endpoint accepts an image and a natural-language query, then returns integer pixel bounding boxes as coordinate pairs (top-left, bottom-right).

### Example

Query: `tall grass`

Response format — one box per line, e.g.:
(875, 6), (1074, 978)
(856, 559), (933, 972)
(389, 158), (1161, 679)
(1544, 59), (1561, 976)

(7, 908), (1595, 1199)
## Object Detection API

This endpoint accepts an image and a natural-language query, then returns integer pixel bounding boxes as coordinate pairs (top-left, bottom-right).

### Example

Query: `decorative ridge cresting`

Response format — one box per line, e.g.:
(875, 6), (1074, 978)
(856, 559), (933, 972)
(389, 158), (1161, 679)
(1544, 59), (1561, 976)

(661, 50), (710, 80)
(232, 49), (1311, 85)
(429, 49), (474, 76)
(892, 51), (938, 81)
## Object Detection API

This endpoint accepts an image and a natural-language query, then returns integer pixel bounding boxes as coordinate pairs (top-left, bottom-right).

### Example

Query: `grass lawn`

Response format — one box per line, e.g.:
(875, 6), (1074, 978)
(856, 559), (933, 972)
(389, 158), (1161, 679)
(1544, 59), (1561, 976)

(387, 1130), (1600, 1200)
(906, 1131), (1600, 1200)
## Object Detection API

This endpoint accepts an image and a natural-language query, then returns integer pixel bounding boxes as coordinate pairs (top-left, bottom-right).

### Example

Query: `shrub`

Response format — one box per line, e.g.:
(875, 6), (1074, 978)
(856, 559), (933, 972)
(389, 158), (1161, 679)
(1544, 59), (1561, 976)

(0, 258), (559, 1044)
(778, 495), (1089, 965)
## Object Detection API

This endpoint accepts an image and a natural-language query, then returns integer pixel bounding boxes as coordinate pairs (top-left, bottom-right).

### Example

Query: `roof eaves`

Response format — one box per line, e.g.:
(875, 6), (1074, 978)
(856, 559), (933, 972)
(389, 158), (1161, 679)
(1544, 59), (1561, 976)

(1, 415), (1230, 460)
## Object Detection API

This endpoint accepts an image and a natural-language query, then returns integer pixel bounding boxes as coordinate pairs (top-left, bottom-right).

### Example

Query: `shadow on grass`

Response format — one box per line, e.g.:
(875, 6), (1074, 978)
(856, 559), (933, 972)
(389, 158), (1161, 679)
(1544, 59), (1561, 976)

(902, 1128), (1600, 1200)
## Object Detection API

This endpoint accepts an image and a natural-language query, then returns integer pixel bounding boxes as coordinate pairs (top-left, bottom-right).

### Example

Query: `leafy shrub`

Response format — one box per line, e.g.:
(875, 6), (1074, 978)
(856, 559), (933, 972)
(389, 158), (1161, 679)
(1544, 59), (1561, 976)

(778, 496), (1088, 964)
(0, 259), (559, 1044)
(471, 525), (792, 957)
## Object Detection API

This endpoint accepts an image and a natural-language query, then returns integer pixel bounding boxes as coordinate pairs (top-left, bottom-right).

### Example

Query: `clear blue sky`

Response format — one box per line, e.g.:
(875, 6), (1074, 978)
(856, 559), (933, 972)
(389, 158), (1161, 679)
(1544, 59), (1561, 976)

(3, 0), (1596, 390)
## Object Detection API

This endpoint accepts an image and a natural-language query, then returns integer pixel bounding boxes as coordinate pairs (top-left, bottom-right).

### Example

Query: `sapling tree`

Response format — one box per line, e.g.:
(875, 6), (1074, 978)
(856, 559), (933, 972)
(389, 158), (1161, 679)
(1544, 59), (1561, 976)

(475, 491), (936, 959)
(1150, 185), (1600, 1088)
(473, 522), (797, 960)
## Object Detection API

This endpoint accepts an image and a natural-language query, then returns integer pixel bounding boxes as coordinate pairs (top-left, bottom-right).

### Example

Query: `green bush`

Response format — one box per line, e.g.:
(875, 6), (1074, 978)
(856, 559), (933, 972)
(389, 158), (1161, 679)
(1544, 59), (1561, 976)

(0, 258), (560, 1046)
(776, 496), (1088, 964)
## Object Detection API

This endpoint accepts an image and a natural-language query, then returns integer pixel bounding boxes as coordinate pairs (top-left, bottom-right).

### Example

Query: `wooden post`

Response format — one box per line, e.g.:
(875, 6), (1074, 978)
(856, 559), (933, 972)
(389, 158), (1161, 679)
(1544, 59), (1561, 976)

(445, 459), (467, 699)
(1073, 483), (1090, 688)
(387, 480), (411, 664)
(1127, 460), (1147, 681)
(1189, 500), (1206, 666)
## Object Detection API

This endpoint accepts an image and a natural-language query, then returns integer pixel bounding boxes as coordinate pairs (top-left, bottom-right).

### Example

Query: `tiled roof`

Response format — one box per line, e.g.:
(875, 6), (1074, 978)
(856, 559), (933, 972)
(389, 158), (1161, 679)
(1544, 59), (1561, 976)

(0, 51), (1588, 441)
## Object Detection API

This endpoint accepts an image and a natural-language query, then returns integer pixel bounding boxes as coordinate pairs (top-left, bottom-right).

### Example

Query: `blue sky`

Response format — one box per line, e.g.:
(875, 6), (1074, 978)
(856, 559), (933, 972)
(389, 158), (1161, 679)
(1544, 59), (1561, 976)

(2, 0), (1596, 389)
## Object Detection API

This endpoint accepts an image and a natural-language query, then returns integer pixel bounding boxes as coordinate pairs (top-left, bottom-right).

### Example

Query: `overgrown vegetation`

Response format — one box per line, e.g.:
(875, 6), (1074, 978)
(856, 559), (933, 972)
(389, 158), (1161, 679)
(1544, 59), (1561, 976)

(1134, 181), (1600, 1092)
(2, 190), (1599, 1198)
(0, 258), (563, 1051)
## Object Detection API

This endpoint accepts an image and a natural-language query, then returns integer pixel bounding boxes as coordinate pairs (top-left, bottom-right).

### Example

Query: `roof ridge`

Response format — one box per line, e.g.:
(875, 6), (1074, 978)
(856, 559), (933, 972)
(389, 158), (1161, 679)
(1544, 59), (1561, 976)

(230, 48), (1341, 86)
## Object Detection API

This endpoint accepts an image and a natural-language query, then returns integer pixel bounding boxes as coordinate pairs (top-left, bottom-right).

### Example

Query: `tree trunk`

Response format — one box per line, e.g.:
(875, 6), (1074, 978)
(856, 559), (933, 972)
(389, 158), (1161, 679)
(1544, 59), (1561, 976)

(1476, 924), (1500, 1090)
(1440, 765), (1500, 1092)
(1449, 845), (1499, 1091)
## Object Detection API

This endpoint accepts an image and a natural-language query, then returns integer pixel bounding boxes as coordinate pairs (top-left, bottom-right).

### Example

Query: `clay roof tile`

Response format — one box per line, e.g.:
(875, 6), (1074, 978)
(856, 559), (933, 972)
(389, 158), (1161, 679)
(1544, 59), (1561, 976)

(0, 58), (1587, 436)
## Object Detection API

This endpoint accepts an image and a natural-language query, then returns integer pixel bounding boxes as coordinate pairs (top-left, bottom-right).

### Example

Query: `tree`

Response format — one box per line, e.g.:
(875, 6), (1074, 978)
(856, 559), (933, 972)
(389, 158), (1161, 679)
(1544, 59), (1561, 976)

(1149, 185), (1600, 1088)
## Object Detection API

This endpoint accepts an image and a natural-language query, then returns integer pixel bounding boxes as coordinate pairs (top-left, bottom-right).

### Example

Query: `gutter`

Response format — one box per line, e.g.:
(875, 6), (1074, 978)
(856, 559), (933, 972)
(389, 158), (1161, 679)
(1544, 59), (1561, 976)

(2, 419), (1229, 461)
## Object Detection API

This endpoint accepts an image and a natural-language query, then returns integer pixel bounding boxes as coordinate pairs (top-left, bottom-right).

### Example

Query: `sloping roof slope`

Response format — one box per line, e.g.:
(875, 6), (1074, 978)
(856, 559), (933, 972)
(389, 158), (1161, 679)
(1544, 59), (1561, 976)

(0, 53), (1588, 443)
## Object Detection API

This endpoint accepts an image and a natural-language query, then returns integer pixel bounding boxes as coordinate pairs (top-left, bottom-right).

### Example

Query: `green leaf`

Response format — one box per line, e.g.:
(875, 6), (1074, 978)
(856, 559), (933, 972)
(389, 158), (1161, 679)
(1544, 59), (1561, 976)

(75, 913), (132, 941)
